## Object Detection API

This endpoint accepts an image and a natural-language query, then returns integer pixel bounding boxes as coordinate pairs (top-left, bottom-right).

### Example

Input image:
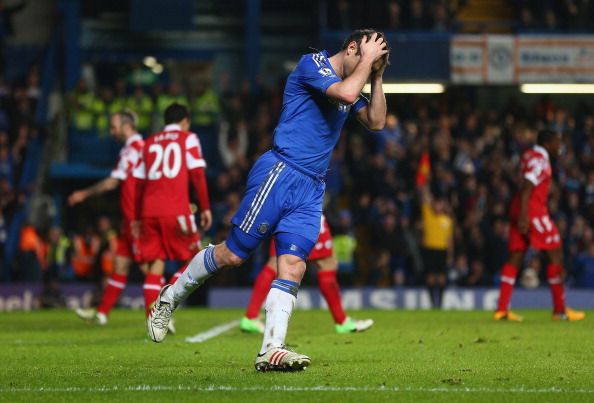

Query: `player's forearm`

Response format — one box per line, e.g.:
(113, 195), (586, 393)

(329, 58), (374, 105)
(86, 177), (119, 197)
(190, 168), (211, 212)
(366, 74), (386, 131)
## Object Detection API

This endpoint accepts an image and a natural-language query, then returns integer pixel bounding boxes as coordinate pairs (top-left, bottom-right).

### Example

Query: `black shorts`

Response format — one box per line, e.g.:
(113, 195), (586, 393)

(422, 248), (447, 274)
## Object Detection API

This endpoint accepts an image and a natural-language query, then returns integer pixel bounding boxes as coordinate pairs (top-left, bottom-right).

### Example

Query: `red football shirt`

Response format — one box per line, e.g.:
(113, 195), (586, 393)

(133, 124), (206, 218)
(110, 133), (144, 222)
(510, 145), (552, 218)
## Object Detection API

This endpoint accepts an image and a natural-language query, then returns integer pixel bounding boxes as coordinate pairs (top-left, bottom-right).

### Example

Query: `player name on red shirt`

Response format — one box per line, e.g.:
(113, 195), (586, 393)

(133, 124), (206, 218)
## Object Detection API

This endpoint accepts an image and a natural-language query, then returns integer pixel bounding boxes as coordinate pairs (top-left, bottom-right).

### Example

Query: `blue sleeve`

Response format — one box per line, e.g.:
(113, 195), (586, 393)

(298, 54), (341, 94)
(350, 94), (369, 117)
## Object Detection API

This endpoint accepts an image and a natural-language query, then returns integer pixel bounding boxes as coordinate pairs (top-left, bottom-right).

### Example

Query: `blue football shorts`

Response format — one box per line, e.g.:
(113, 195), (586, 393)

(226, 150), (325, 260)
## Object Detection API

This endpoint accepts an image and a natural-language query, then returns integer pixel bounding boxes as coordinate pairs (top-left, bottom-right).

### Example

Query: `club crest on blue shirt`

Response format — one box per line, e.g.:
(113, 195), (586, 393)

(257, 222), (270, 235)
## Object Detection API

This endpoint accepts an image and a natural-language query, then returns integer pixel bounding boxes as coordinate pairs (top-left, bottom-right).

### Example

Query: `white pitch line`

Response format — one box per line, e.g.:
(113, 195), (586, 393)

(184, 320), (240, 343)
(2, 385), (594, 394)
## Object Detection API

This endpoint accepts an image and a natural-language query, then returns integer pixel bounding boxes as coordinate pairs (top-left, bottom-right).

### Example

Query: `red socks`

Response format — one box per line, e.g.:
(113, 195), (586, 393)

(497, 263), (518, 312)
(245, 266), (348, 325)
(143, 273), (163, 316)
(317, 270), (347, 325)
(547, 264), (566, 314)
(498, 262), (566, 313)
(97, 273), (127, 315)
(245, 265), (276, 319)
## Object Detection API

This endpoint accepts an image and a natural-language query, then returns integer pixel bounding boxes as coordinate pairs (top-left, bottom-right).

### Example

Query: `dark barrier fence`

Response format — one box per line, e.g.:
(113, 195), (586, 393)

(1, 284), (593, 312)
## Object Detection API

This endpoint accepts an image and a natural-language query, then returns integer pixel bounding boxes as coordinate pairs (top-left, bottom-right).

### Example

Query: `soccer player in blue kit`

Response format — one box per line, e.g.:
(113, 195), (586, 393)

(147, 29), (389, 371)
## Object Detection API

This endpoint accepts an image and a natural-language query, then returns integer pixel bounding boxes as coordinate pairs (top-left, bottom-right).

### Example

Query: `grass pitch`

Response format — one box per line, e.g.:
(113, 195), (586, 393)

(1, 308), (593, 402)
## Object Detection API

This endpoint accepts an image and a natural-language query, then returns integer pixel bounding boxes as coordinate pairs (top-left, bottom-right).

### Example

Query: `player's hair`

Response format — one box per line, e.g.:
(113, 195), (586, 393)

(164, 102), (190, 125)
(341, 29), (387, 56)
(537, 129), (559, 145)
(116, 109), (138, 129)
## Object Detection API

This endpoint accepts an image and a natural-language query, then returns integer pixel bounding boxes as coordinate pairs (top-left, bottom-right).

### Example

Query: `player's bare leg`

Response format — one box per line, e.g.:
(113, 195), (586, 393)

(240, 256), (277, 333)
(314, 256), (373, 333)
(546, 248), (585, 321)
(75, 255), (132, 325)
(255, 253), (310, 371)
(494, 251), (524, 322)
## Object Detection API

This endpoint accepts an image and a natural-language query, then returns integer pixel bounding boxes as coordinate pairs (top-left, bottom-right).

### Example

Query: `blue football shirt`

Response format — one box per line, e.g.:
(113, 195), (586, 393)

(273, 50), (369, 175)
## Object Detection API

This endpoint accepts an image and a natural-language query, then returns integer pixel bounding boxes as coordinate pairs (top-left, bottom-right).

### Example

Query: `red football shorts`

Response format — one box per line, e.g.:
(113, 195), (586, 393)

(115, 220), (140, 262)
(138, 214), (201, 263)
(268, 225), (334, 261)
(508, 214), (561, 252)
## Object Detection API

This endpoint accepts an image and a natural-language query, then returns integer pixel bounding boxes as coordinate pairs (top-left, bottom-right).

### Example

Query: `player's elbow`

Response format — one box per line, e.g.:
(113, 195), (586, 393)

(341, 93), (359, 105)
(329, 87), (358, 105)
(368, 118), (386, 131)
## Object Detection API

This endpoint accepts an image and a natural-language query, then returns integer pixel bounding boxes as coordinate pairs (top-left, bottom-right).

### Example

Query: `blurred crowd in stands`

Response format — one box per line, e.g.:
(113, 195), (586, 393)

(324, 0), (457, 32)
(6, 0), (594, 293)
(0, 64), (43, 279)
(516, 0), (594, 32)
(324, 0), (594, 33)
(8, 67), (594, 292)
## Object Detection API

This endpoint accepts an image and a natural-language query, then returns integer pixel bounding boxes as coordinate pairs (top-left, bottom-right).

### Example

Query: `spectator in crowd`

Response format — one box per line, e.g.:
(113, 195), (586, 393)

(126, 85), (153, 134)
(155, 81), (189, 126)
(70, 224), (101, 281)
(386, 1), (402, 30)
(192, 80), (220, 129)
(67, 79), (96, 132)
(332, 209), (358, 285)
(41, 226), (70, 308)
(17, 223), (46, 281)
(111, 79), (128, 117)
(0, 0), (27, 73)
(96, 215), (118, 280)
(218, 119), (248, 169)
(0, 139), (13, 186)
(374, 212), (409, 285)
(419, 185), (453, 308)
(92, 87), (115, 137)
(574, 242), (594, 287)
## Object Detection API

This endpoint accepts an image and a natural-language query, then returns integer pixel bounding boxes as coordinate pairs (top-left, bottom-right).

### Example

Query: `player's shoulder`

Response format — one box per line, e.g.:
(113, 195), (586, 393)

(129, 133), (145, 148)
(522, 147), (539, 159)
(523, 146), (548, 162)
(297, 50), (333, 74)
(143, 131), (159, 146)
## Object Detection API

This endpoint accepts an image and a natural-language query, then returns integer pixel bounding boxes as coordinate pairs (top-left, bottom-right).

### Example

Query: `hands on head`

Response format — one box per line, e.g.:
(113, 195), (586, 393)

(359, 32), (390, 73)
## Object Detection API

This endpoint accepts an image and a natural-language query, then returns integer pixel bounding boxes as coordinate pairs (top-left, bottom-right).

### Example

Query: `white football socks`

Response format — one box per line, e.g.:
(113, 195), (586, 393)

(166, 246), (219, 308)
(259, 279), (299, 355)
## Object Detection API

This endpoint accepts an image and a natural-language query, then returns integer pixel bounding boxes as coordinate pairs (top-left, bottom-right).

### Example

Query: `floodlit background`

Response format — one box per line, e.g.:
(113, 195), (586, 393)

(2, 0), (594, 310)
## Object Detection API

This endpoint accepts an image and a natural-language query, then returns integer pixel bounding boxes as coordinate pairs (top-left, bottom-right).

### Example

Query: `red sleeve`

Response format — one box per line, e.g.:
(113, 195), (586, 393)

(189, 167), (210, 212)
